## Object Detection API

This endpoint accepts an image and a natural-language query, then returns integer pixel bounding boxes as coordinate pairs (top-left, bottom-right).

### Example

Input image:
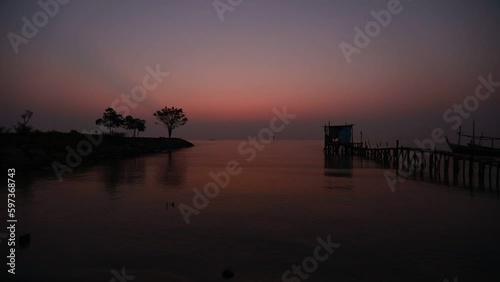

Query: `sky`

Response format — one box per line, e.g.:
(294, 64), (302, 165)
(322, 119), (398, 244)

(1, 0), (499, 144)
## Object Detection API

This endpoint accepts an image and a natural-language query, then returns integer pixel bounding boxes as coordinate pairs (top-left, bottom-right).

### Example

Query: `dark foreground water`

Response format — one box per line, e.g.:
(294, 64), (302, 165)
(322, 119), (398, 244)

(1, 140), (500, 281)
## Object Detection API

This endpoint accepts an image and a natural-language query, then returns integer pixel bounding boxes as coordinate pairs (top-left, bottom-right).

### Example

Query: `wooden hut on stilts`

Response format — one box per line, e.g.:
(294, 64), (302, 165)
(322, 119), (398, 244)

(323, 122), (363, 155)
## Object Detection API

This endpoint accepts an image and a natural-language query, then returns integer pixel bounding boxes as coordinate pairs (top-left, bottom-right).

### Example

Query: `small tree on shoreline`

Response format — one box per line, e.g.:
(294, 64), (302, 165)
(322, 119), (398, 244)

(14, 110), (34, 134)
(1, 126), (11, 134)
(95, 108), (124, 134)
(153, 107), (188, 138)
(123, 115), (146, 137)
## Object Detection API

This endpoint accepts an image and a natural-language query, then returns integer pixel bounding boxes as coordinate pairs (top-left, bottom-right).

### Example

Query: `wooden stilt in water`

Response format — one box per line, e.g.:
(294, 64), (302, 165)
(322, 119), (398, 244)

(452, 156), (459, 186)
(488, 163), (492, 191)
(444, 156), (449, 185)
(411, 153), (416, 178)
(406, 149), (410, 171)
(395, 140), (399, 172)
(429, 153), (434, 181)
(420, 151), (425, 180)
(436, 155), (441, 184)
(478, 161), (484, 190)
(468, 157), (474, 190)
(462, 158), (466, 186)
(496, 165), (499, 192)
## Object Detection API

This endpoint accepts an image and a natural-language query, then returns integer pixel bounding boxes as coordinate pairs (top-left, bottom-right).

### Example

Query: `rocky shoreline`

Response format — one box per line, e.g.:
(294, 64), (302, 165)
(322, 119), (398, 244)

(0, 132), (194, 171)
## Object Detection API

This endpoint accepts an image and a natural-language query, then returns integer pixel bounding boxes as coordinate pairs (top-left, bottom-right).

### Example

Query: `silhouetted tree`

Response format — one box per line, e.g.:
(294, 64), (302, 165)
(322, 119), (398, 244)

(123, 115), (146, 137)
(14, 110), (33, 134)
(95, 108), (124, 134)
(134, 119), (146, 137)
(153, 107), (188, 138)
(0, 126), (11, 134)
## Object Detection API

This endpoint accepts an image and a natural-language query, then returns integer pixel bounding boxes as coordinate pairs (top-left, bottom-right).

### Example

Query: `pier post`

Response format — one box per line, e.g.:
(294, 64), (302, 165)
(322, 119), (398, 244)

(478, 161), (484, 190)
(410, 153), (415, 178)
(395, 140), (399, 172)
(468, 157), (474, 189)
(496, 165), (499, 192)
(436, 154), (441, 184)
(452, 156), (459, 186)
(444, 156), (449, 185)
(488, 163), (492, 191)
(429, 153), (434, 181)
(462, 158), (466, 186)
(420, 151), (425, 180)
(406, 148), (410, 171)
(438, 155), (443, 183)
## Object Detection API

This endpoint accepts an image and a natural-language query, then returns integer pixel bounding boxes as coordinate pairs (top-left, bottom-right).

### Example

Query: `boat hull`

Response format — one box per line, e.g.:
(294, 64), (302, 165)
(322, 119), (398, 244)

(446, 137), (500, 157)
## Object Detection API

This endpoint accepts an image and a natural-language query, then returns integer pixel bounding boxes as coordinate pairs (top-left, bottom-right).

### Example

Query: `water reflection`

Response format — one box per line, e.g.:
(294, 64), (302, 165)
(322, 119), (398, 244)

(324, 156), (353, 178)
(157, 151), (187, 189)
(100, 157), (145, 194)
(324, 156), (353, 190)
(6, 141), (500, 281)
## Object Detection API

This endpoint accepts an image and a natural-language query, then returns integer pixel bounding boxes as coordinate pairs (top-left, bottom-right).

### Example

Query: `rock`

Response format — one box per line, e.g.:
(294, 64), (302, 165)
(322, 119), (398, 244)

(222, 269), (234, 279)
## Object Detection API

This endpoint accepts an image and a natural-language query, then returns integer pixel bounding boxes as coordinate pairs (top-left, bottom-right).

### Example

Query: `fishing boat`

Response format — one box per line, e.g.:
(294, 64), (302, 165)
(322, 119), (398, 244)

(446, 122), (500, 157)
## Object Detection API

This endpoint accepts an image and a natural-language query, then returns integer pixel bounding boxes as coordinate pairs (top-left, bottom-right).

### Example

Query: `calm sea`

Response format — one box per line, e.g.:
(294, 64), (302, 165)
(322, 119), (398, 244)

(1, 140), (500, 281)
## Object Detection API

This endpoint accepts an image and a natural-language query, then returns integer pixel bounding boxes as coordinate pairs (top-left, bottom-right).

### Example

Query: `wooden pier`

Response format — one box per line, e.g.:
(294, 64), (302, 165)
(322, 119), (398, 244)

(328, 142), (500, 192)
(323, 122), (500, 191)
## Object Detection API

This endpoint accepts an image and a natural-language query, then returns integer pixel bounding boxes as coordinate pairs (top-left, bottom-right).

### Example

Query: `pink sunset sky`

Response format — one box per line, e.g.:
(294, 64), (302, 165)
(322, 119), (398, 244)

(1, 0), (499, 143)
